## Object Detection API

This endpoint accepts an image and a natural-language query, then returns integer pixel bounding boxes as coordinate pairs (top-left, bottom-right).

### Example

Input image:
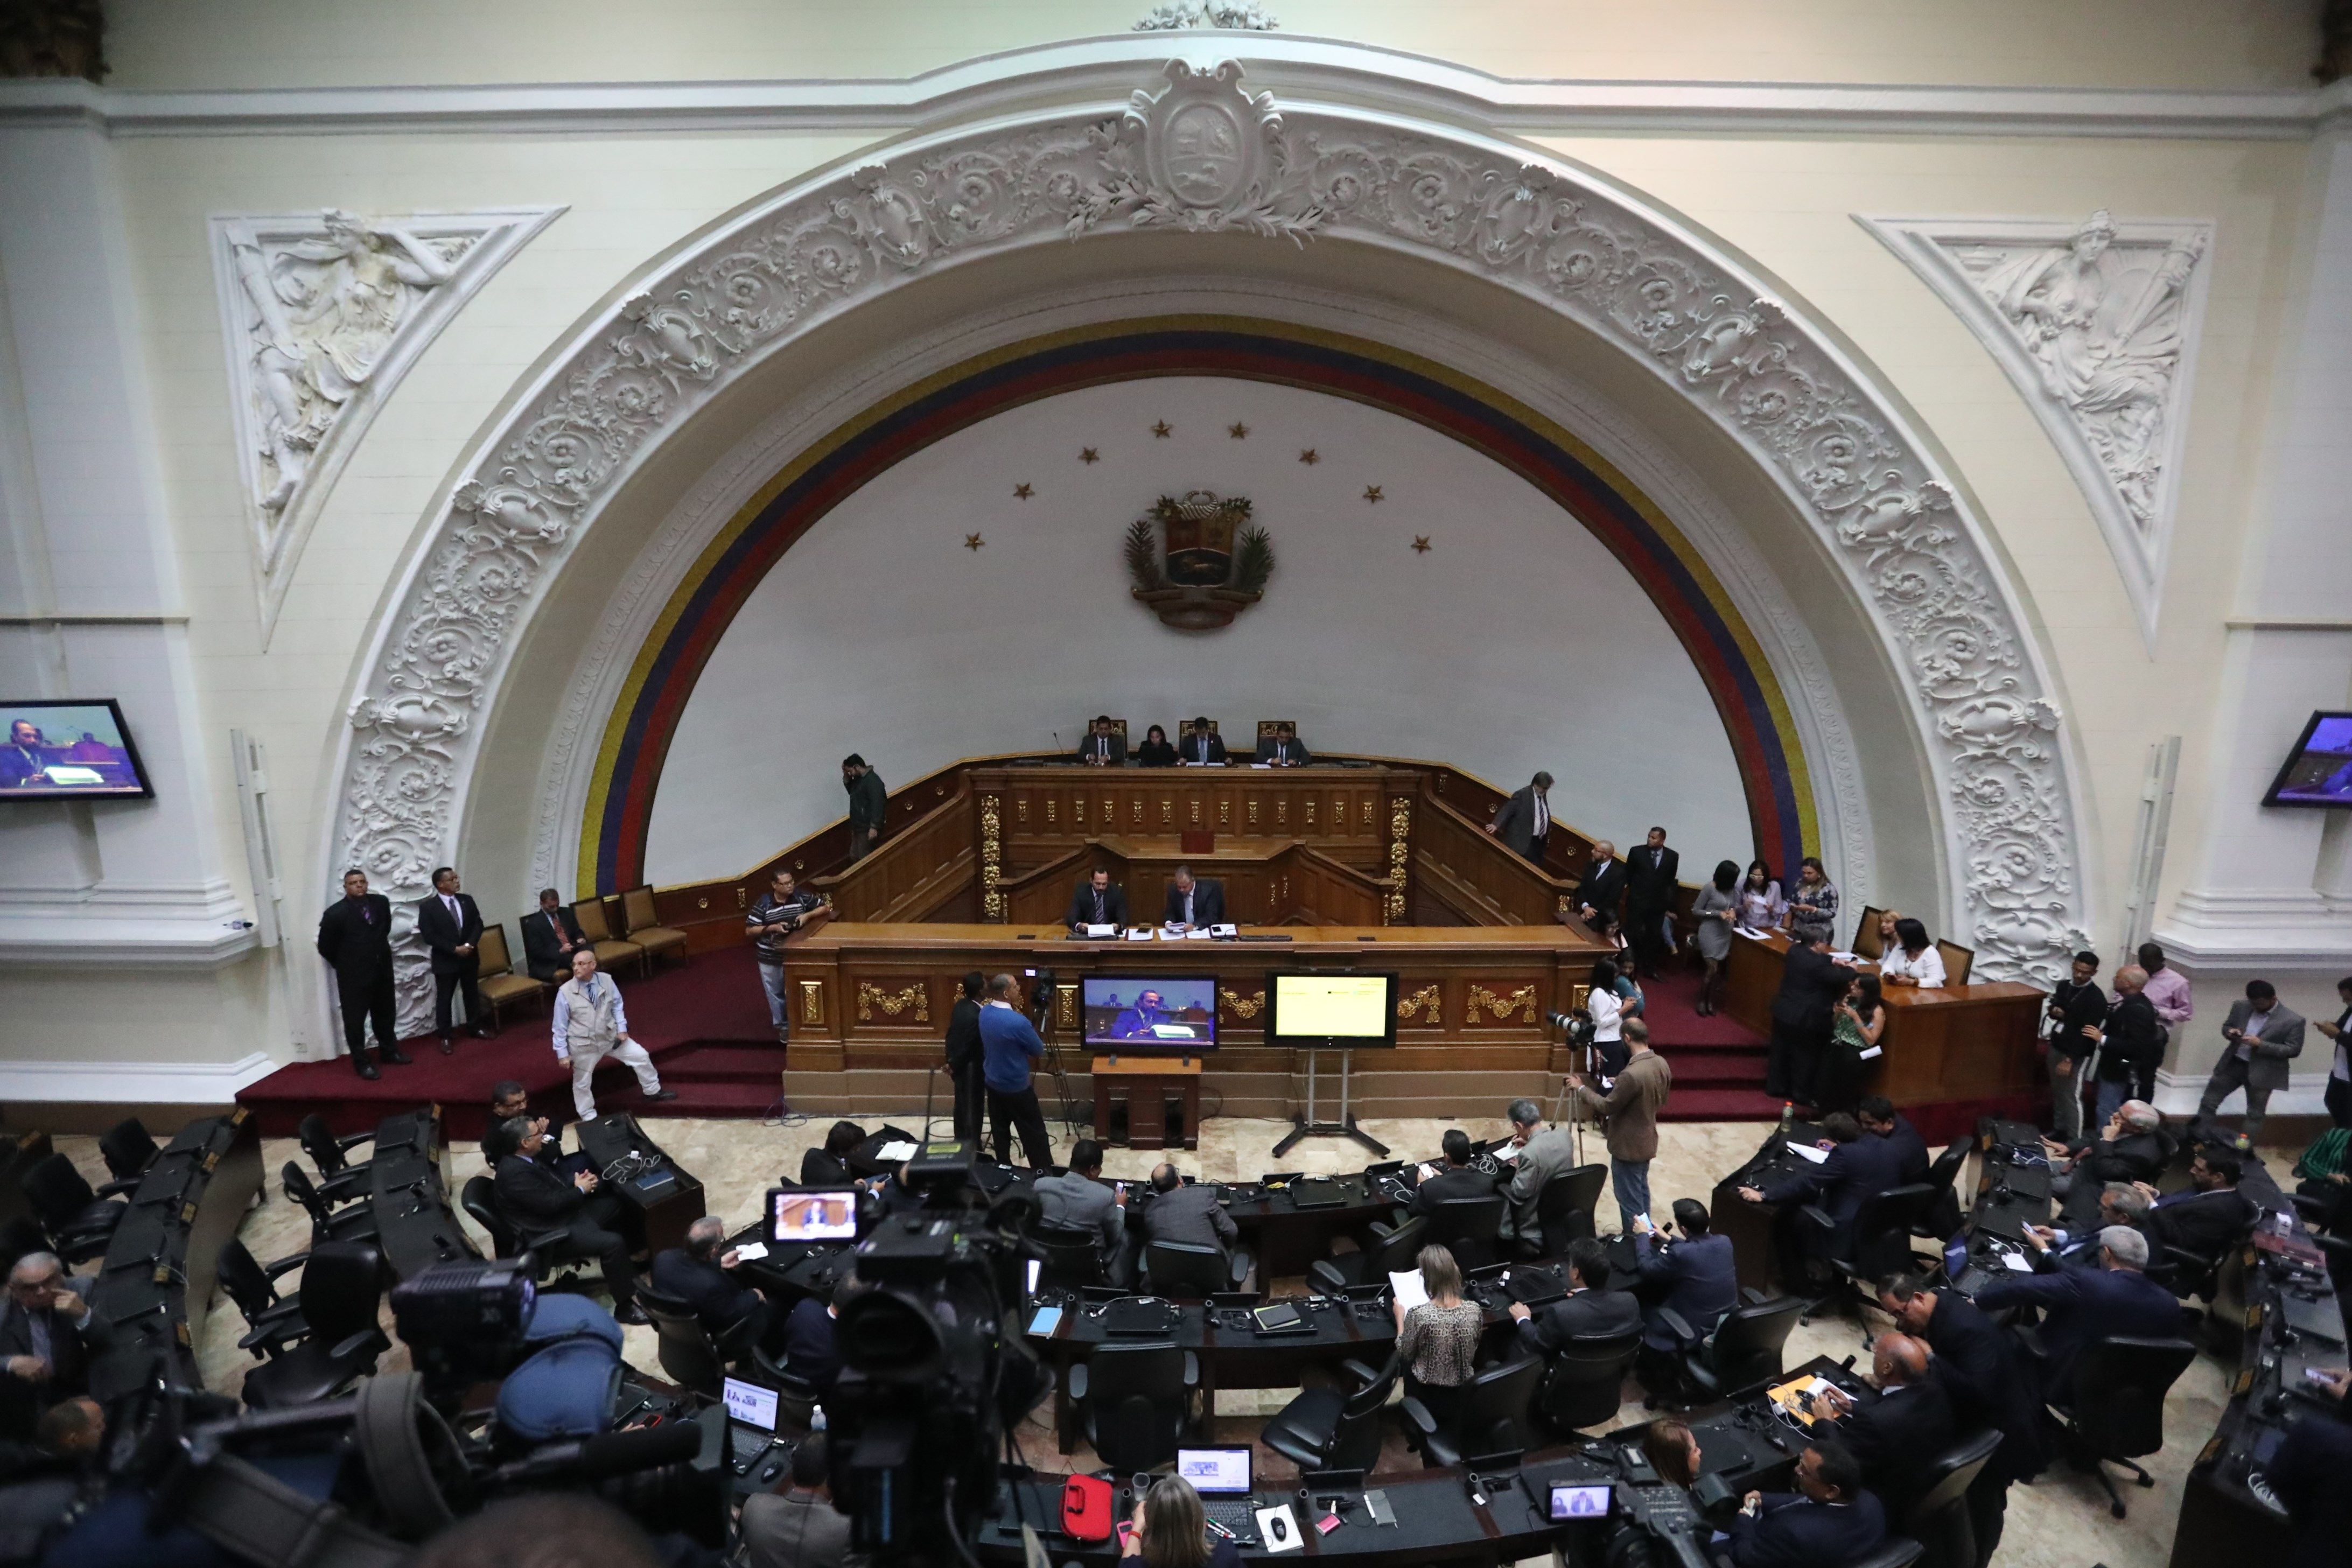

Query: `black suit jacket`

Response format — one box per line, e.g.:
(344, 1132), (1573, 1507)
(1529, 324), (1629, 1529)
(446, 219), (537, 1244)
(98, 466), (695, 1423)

(1833, 1378), (1954, 1516)
(1490, 787), (1550, 859)
(315, 893), (395, 981)
(1772, 944), (1856, 1034)
(1724, 1490), (1887, 1568)
(521, 906), (586, 978)
(1181, 730), (1228, 765)
(1574, 859), (1627, 920)
(944, 997), (983, 1070)
(1066, 880), (1130, 929)
(1975, 1265), (2183, 1403)
(2271, 1407), (2352, 1568)
(650, 1248), (762, 1334)
(1922, 1291), (2045, 1482)
(1515, 1286), (1642, 1356)
(1625, 844), (1681, 915)
(2047, 978), (2110, 1062)
(1408, 1164), (1500, 1215)
(494, 1152), (586, 1231)
(2148, 1186), (2258, 1262)
(1252, 736), (1311, 765)
(1161, 879), (1227, 927)
(0, 1301), (93, 1441)
(1761, 1132), (1907, 1232)
(1879, 1115), (1931, 1185)
(416, 891), (484, 976)
(1074, 732), (1126, 765)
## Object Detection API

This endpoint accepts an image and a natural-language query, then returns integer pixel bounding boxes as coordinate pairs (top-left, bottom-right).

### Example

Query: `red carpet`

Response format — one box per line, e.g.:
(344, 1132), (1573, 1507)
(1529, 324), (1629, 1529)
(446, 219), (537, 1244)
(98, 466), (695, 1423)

(237, 947), (781, 1137)
(1635, 967), (1781, 1122)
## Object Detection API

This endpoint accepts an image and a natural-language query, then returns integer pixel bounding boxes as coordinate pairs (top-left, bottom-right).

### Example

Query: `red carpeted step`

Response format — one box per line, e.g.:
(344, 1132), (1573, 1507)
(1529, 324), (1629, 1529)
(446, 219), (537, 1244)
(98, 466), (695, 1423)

(656, 1044), (783, 1082)
(1659, 1087), (1786, 1122)
(631, 1081), (780, 1117)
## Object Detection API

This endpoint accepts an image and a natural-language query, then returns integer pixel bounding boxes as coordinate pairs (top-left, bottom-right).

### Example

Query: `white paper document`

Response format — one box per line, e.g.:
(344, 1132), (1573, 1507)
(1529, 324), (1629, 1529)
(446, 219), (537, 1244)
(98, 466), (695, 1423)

(1857, 1045), (1883, 1061)
(730, 1242), (769, 1262)
(1784, 1140), (1831, 1165)
(1082, 923), (1117, 939)
(875, 1139), (919, 1161)
(1999, 1250), (2036, 1273)
(1388, 1269), (1429, 1310)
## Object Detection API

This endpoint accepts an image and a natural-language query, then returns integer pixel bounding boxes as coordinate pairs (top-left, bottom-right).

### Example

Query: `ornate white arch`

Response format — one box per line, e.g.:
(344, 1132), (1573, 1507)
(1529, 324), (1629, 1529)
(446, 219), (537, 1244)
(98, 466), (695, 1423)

(330, 55), (2091, 1029)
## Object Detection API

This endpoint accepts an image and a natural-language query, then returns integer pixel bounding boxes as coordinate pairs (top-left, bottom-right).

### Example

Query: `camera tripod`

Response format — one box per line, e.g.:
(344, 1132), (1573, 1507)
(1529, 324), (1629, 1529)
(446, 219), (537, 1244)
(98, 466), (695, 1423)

(1031, 983), (1088, 1144)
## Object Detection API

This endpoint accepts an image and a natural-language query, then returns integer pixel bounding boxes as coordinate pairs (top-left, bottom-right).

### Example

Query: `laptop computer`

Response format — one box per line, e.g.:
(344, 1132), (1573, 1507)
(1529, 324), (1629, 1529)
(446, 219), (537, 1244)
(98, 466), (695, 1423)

(721, 1376), (780, 1474)
(1286, 1176), (1347, 1209)
(1175, 1447), (1257, 1536)
(1102, 1296), (1180, 1336)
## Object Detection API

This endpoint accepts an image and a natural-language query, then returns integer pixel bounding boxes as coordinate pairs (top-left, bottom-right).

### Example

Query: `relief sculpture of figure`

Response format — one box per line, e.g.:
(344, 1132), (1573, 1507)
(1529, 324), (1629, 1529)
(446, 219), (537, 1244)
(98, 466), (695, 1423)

(231, 210), (465, 516)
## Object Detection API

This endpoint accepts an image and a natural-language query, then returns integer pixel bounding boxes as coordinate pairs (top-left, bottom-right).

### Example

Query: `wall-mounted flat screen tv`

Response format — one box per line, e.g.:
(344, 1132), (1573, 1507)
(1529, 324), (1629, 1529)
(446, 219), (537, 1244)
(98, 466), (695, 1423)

(0, 700), (154, 800)
(2263, 711), (2352, 808)
(1079, 976), (1217, 1051)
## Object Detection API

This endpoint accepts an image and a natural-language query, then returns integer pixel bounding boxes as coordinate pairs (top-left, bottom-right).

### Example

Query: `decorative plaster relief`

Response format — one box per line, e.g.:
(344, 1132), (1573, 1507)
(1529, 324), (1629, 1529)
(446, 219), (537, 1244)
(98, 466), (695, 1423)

(1859, 212), (2213, 649)
(209, 207), (563, 638)
(338, 60), (2087, 1035)
(1134, 2), (1278, 30)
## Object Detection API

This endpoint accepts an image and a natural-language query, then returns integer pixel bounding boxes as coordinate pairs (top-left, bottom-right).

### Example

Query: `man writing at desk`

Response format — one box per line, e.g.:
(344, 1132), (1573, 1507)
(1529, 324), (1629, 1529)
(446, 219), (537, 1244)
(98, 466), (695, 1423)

(1066, 866), (1129, 932)
(1181, 716), (1226, 766)
(1254, 722), (1309, 766)
(1161, 865), (1224, 929)
(1075, 716), (1125, 767)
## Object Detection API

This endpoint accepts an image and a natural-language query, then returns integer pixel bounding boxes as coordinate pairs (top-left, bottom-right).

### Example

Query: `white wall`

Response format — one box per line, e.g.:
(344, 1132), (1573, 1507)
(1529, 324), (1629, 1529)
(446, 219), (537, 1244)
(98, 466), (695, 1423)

(643, 376), (1753, 883)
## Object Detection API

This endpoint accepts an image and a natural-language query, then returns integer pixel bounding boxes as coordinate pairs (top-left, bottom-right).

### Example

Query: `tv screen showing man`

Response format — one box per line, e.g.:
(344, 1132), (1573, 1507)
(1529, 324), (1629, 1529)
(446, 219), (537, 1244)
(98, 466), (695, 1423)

(0, 701), (153, 799)
(1080, 976), (1218, 1051)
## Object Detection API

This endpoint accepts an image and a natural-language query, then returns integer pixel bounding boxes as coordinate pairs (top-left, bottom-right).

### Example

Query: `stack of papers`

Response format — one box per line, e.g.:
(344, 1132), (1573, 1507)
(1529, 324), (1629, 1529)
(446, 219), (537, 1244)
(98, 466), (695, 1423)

(1388, 1269), (1429, 1310)
(1784, 1141), (1831, 1165)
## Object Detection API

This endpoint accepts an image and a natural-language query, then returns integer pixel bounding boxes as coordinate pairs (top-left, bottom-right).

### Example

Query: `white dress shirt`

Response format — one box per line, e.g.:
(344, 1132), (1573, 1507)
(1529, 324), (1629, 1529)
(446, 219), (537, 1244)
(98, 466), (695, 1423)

(1880, 945), (1948, 988)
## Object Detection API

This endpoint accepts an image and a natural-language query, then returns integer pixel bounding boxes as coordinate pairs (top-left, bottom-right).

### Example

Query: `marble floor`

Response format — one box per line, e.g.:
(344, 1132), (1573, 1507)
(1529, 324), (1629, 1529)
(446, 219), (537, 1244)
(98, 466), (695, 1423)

(51, 1111), (2278, 1568)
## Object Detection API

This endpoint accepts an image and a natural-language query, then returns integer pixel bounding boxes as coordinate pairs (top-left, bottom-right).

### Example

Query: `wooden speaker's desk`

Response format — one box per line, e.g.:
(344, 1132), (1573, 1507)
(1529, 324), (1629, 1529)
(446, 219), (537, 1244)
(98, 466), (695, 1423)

(1722, 928), (2045, 1108)
(1091, 1054), (1203, 1149)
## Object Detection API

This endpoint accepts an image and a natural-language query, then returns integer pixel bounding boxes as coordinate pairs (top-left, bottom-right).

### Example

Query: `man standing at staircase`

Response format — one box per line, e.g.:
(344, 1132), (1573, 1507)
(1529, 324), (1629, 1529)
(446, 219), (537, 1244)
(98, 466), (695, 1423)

(553, 948), (677, 1120)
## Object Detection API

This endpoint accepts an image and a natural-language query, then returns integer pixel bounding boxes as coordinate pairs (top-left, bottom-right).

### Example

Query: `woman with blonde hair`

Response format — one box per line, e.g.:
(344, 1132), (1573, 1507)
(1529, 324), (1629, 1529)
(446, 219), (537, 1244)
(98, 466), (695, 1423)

(1121, 1475), (1242, 1567)
(1391, 1242), (1485, 1429)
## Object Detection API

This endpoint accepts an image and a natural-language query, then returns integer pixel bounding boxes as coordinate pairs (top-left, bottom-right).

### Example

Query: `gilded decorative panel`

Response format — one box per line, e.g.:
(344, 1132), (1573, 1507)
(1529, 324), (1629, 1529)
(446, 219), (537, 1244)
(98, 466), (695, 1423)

(856, 981), (932, 1023)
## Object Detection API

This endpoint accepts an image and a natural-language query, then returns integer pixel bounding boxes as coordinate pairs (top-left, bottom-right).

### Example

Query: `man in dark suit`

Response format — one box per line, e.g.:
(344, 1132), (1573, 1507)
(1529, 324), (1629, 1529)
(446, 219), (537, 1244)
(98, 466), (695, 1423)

(314, 869), (410, 1079)
(1140, 1164), (1237, 1253)
(1744, 1112), (1905, 1260)
(2025, 1184), (2152, 1272)
(1766, 926), (1854, 1103)
(1723, 1438), (1887, 1568)
(1253, 722), (1310, 766)
(2142, 1147), (2259, 1264)
(0, 1254), (96, 1444)
(1812, 1333), (1952, 1520)
(1629, 1200), (1737, 1389)
(1409, 1129), (1502, 1215)
(1486, 773), (1555, 863)
(781, 1275), (859, 1393)
(2043, 949), (2109, 1142)
(494, 1120), (643, 1323)
(1180, 717), (1227, 766)
(1065, 866), (1129, 932)
(841, 754), (885, 862)
(1858, 1097), (1930, 1185)
(416, 865), (488, 1055)
(480, 1080), (564, 1169)
(520, 887), (587, 983)
(1507, 1238), (1642, 1353)
(1570, 841), (1627, 934)
(1878, 1273), (2044, 1562)
(1622, 826), (1681, 978)
(1160, 866), (1226, 928)
(1976, 1225), (2181, 1403)
(2272, 1367), (2352, 1568)
(650, 1214), (782, 1352)
(1074, 715), (1125, 767)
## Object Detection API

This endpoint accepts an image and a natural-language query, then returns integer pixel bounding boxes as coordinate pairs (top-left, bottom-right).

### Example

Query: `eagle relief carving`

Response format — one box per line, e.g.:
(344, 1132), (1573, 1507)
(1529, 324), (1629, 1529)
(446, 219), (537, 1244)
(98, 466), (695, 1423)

(1124, 490), (1275, 630)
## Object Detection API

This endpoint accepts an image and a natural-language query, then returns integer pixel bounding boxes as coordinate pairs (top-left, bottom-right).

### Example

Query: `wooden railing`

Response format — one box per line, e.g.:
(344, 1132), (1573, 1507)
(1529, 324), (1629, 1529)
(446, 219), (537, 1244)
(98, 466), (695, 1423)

(1412, 793), (1573, 925)
(810, 780), (976, 922)
(1278, 843), (1391, 925)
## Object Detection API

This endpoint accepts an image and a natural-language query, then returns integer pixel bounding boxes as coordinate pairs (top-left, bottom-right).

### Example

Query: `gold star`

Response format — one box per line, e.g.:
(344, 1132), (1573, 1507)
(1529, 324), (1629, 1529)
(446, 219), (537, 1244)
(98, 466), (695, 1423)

(963, 533), (985, 551)
(1412, 536), (1432, 554)
(1080, 447), (1100, 464)
(1363, 485), (1384, 503)
(1151, 421), (1172, 438)
(1012, 482), (1034, 499)
(1298, 449), (1319, 465)
(1228, 422), (1249, 439)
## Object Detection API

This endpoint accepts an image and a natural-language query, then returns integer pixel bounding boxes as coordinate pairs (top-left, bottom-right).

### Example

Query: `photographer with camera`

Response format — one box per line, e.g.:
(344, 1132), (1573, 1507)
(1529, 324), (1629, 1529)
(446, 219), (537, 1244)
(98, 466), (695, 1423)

(1567, 1016), (1670, 1234)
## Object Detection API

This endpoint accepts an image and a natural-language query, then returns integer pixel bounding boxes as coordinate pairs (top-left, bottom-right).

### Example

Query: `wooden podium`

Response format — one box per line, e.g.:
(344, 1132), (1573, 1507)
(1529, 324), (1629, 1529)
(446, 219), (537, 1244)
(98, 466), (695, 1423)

(1091, 1054), (1202, 1150)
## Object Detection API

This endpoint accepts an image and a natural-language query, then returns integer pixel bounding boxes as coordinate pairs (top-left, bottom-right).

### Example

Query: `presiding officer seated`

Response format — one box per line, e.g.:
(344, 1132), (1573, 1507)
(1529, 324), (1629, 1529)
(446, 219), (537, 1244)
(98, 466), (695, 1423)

(1075, 716), (1125, 767)
(494, 1118), (645, 1324)
(1255, 722), (1310, 766)
(650, 1214), (782, 1354)
(1161, 865), (1225, 929)
(1628, 1200), (1737, 1393)
(1723, 1437), (1887, 1568)
(1066, 866), (1129, 932)
(1179, 716), (1226, 766)
(1410, 1129), (1499, 1214)
(1506, 1237), (1640, 1352)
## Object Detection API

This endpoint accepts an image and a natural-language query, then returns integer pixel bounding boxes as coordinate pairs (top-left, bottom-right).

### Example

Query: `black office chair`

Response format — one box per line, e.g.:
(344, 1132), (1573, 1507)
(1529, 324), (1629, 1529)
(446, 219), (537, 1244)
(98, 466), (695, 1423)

(1143, 1239), (1251, 1300)
(1802, 1182), (1937, 1324)
(2049, 1335), (2197, 1518)
(1532, 1328), (1641, 1436)
(0, 1216), (48, 1279)
(1308, 1214), (1426, 1295)
(97, 1118), (159, 1185)
(298, 1114), (377, 1203)
(1900, 1427), (2001, 1568)
(216, 1237), (310, 1360)
(1262, 1356), (1395, 1474)
(2160, 1242), (2224, 1303)
(1535, 1165), (1609, 1256)
(1426, 1193), (1506, 1271)
(635, 1285), (756, 1397)
(1401, 1352), (1541, 1467)
(742, 1352), (822, 1432)
(1070, 1341), (1198, 1473)
(459, 1174), (572, 1281)
(1914, 1143), (1969, 1241)
(1846, 1541), (1924, 1568)
(282, 1162), (381, 1249)
(19, 1152), (127, 1264)
(239, 1240), (393, 1409)
(1034, 1222), (1109, 1293)
(1669, 1289), (1803, 1400)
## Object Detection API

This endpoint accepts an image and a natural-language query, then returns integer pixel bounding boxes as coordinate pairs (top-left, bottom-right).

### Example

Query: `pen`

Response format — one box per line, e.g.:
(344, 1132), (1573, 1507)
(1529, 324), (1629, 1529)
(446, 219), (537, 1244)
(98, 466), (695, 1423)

(1205, 1520), (1236, 1540)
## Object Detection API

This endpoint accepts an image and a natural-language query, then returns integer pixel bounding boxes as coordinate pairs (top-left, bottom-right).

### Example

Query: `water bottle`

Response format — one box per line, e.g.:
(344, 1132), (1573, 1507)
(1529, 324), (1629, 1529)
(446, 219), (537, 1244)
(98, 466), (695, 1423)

(1779, 1102), (1794, 1137)
(810, 1403), (827, 1432)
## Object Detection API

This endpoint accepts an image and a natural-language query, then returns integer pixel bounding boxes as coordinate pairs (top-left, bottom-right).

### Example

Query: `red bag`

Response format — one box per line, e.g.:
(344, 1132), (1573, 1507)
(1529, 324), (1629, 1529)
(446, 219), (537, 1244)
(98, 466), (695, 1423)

(1061, 1473), (1114, 1541)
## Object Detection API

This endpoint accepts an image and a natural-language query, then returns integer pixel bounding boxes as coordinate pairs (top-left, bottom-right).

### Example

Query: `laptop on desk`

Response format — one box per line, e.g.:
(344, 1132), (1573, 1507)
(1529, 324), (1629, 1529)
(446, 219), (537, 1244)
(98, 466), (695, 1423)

(1102, 1297), (1180, 1336)
(1176, 1448), (1258, 1539)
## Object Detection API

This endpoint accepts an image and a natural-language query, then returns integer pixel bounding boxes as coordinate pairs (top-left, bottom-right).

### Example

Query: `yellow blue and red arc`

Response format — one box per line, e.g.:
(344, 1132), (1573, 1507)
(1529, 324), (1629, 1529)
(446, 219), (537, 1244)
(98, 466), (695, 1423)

(580, 318), (1817, 895)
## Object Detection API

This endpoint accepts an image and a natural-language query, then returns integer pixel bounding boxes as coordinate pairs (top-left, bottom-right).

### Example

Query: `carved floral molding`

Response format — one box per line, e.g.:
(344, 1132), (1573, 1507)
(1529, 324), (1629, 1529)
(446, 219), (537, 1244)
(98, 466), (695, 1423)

(209, 207), (562, 638)
(335, 59), (2087, 1034)
(1860, 212), (2212, 648)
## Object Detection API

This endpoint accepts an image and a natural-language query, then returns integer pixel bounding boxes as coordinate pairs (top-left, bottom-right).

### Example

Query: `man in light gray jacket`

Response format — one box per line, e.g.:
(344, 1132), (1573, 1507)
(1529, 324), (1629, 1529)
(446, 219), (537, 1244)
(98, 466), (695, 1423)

(2195, 979), (2304, 1140)
(1502, 1097), (1577, 1245)
(1034, 1139), (1128, 1283)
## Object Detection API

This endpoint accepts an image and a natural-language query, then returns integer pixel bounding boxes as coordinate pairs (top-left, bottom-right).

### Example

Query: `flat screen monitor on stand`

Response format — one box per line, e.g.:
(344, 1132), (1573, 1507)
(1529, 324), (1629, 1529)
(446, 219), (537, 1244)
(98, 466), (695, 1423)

(1079, 975), (1218, 1067)
(1265, 971), (1398, 1158)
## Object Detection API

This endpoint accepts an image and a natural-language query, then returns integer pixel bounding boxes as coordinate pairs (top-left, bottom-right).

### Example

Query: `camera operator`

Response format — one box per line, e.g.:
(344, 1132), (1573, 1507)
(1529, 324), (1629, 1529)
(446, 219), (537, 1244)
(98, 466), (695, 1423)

(0, 1252), (97, 1443)
(739, 1431), (853, 1568)
(494, 1118), (646, 1324)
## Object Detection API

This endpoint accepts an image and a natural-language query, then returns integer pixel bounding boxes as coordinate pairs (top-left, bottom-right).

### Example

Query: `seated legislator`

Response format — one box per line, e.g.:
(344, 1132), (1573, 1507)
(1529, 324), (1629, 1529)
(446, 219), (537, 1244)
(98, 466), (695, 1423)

(1161, 865), (1226, 929)
(1111, 988), (1174, 1039)
(1133, 724), (1177, 767)
(2024, 1184), (2151, 1272)
(1808, 1333), (1955, 1518)
(1739, 1112), (1905, 1257)
(1973, 1225), (2181, 1403)
(1141, 1164), (1237, 1254)
(781, 1273), (861, 1394)
(519, 887), (589, 983)
(1254, 722), (1310, 766)
(800, 1120), (865, 1187)
(650, 1214), (782, 1353)
(1066, 866), (1130, 932)
(1857, 1096), (1930, 1185)
(1723, 1438), (1887, 1568)
(1410, 1129), (1499, 1214)
(2142, 1146), (2259, 1262)
(1628, 1201), (1737, 1389)
(1, 1252), (98, 1444)
(1179, 716), (1227, 766)
(1075, 715), (1125, 767)
(1035, 1140), (1127, 1280)
(738, 1432), (852, 1568)
(1507, 1238), (1641, 1352)
(480, 1079), (563, 1169)
(494, 1119), (644, 1323)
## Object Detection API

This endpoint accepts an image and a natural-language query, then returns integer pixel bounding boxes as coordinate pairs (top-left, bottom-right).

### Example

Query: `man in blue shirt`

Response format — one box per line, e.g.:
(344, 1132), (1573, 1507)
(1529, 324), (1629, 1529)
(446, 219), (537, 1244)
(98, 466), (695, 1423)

(977, 972), (1054, 1168)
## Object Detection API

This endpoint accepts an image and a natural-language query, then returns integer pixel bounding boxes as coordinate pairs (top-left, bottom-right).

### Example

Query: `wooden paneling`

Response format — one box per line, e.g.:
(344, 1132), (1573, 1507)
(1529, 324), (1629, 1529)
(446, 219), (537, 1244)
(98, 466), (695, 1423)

(813, 782), (974, 921)
(1413, 796), (1569, 926)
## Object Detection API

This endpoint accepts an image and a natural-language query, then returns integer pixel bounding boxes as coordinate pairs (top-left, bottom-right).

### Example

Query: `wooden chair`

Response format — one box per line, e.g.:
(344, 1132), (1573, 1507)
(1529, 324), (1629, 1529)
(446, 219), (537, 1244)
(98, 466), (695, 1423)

(620, 886), (690, 969)
(571, 898), (648, 977)
(1851, 906), (1889, 961)
(1934, 938), (1973, 986)
(474, 923), (551, 1030)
